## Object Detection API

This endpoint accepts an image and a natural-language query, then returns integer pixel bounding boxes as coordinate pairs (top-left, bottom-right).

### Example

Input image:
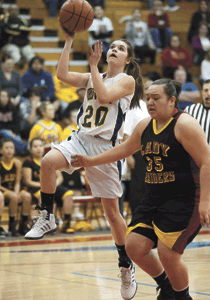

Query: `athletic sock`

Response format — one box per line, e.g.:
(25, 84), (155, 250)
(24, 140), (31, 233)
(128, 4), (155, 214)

(153, 270), (167, 286)
(174, 286), (190, 299)
(9, 215), (15, 224)
(41, 192), (55, 213)
(64, 214), (71, 226)
(21, 214), (28, 223)
(116, 244), (132, 268)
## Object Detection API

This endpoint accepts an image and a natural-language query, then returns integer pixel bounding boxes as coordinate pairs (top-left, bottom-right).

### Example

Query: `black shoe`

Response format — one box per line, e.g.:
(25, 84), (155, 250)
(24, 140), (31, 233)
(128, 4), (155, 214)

(9, 222), (20, 237)
(18, 221), (31, 235)
(157, 279), (174, 300)
(177, 296), (193, 300)
(0, 226), (6, 238)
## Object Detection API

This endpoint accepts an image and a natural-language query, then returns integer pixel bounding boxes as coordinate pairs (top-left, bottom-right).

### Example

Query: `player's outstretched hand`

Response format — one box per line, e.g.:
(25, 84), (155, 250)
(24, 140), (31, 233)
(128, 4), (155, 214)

(89, 40), (103, 67)
(71, 154), (93, 168)
(199, 201), (210, 227)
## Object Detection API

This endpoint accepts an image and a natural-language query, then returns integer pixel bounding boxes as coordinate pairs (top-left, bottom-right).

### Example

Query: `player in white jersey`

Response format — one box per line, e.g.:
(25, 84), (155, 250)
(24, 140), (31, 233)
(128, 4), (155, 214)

(25, 24), (144, 300)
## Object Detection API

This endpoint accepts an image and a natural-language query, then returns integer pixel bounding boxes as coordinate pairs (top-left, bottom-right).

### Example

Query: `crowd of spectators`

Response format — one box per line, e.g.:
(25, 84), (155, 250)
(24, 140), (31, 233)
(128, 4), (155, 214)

(0, 0), (210, 236)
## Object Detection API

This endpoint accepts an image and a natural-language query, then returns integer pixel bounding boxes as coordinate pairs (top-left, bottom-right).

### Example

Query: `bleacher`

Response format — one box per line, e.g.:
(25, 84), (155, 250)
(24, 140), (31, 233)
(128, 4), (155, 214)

(2, 0), (201, 82)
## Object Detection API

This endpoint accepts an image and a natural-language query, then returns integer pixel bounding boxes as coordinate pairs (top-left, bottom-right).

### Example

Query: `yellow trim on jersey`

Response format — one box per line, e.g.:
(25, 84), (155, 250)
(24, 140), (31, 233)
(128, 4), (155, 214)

(153, 222), (185, 249)
(62, 190), (73, 201)
(153, 118), (174, 135)
(34, 189), (41, 200)
(1, 160), (14, 171)
(33, 159), (41, 167)
(126, 223), (153, 237)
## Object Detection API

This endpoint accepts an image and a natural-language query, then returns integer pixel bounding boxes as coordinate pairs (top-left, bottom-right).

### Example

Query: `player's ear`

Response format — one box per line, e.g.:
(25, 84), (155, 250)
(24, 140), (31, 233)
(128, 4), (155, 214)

(126, 58), (131, 65)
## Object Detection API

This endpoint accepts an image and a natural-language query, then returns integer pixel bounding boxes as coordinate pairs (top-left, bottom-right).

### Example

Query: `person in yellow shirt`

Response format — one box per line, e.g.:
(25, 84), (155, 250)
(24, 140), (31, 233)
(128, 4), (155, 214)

(54, 75), (79, 104)
(28, 101), (63, 154)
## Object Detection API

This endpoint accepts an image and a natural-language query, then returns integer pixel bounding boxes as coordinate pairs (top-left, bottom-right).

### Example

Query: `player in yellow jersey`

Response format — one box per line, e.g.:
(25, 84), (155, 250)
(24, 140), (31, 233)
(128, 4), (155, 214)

(0, 139), (31, 236)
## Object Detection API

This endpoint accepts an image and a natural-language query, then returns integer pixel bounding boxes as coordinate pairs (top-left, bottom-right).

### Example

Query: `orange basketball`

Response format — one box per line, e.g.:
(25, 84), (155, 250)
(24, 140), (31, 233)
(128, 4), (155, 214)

(59, 0), (94, 33)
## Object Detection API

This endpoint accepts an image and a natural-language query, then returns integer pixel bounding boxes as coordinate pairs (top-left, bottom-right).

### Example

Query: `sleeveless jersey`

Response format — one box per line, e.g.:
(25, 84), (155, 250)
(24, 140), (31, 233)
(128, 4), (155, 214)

(22, 157), (40, 182)
(0, 159), (17, 190)
(77, 73), (134, 142)
(140, 109), (200, 205)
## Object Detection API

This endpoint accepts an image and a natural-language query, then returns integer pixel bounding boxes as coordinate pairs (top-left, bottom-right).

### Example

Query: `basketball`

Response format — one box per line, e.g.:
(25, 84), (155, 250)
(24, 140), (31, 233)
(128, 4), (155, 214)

(59, 0), (94, 33)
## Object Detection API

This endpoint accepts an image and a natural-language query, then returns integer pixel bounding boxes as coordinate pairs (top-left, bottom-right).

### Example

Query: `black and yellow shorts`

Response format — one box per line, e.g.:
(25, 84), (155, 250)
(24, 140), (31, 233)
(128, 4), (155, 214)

(127, 199), (201, 254)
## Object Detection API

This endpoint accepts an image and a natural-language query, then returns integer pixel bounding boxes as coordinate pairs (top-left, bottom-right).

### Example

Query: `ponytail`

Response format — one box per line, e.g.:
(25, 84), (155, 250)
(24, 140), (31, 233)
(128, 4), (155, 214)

(115, 39), (144, 110)
(124, 59), (144, 109)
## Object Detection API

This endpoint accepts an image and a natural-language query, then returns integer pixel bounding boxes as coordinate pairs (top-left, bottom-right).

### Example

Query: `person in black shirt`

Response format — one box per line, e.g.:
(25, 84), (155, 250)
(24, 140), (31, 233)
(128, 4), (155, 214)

(1, 4), (35, 67)
(71, 79), (210, 300)
(0, 90), (28, 155)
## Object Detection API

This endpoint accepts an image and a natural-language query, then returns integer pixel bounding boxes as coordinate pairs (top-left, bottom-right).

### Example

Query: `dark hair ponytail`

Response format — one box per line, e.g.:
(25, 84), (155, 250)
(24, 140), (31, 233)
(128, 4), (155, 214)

(151, 78), (182, 107)
(115, 39), (144, 109)
(124, 59), (144, 109)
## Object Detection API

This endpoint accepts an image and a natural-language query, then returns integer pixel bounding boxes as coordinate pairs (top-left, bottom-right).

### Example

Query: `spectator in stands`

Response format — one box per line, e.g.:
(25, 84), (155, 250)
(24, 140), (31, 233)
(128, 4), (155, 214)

(43, 0), (65, 18)
(0, 54), (24, 106)
(148, 0), (180, 12)
(125, 8), (156, 65)
(22, 56), (55, 102)
(0, 191), (4, 238)
(62, 87), (85, 124)
(61, 108), (78, 141)
(88, 6), (113, 64)
(174, 68), (200, 110)
(200, 48), (210, 84)
(19, 86), (42, 140)
(188, 0), (210, 44)
(1, 4), (35, 68)
(54, 73), (79, 114)
(28, 101), (62, 154)
(22, 137), (75, 234)
(185, 79), (210, 145)
(161, 35), (193, 79)
(0, 90), (28, 156)
(148, 0), (173, 51)
(192, 22), (210, 65)
(0, 139), (31, 236)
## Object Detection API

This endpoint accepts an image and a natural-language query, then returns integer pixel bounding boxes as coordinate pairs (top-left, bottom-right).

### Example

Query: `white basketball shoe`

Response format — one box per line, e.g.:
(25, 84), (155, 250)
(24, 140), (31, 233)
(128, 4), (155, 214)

(120, 262), (138, 300)
(25, 210), (57, 240)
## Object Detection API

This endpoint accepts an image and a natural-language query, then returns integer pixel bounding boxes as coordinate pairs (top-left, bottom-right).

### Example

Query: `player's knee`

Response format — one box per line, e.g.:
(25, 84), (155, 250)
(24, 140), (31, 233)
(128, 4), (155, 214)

(41, 155), (55, 171)
(158, 247), (177, 266)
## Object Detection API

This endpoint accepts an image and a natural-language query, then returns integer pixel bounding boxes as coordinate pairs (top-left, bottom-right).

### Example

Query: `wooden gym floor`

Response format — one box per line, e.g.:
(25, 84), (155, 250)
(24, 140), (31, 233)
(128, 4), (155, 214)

(0, 227), (209, 300)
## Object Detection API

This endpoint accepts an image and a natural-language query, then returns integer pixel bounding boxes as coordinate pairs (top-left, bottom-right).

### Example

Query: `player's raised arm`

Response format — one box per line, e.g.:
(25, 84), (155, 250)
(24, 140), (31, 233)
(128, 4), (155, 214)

(56, 24), (90, 88)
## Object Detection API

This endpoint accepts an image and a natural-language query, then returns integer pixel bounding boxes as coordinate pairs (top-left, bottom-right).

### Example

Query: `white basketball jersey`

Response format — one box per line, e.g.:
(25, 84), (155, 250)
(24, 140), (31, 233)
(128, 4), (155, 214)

(77, 73), (134, 142)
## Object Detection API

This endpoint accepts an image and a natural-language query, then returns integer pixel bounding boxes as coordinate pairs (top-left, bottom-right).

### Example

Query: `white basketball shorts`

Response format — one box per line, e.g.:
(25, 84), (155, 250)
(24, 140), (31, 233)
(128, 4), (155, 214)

(52, 131), (123, 199)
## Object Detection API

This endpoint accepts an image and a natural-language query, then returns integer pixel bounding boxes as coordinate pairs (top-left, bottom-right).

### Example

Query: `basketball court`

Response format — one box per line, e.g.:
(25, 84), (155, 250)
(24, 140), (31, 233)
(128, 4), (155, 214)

(0, 227), (209, 300)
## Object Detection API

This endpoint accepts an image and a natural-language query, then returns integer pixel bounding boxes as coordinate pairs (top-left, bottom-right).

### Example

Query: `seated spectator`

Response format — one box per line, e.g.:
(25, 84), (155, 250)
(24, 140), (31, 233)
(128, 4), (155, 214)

(188, 0), (210, 44)
(0, 139), (31, 236)
(22, 137), (75, 234)
(125, 8), (156, 65)
(19, 86), (42, 140)
(88, 6), (113, 64)
(62, 87), (85, 124)
(192, 22), (210, 65)
(22, 56), (55, 102)
(61, 108), (78, 141)
(43, 0), (65, 18)
(148, 0), (173, 51)
(148, 0), (180, 12)
(161, 35), (193, 79)
(174, 68), (200, 110)
(53, 73), (79, 114)
(200, 48), (210, 83)
(0, 54), (24, 106)
(0, 90), (28, 156)
(0, 191), (4, 237)
(1, 4), (35, 68)
(28, 101), (62, 154)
